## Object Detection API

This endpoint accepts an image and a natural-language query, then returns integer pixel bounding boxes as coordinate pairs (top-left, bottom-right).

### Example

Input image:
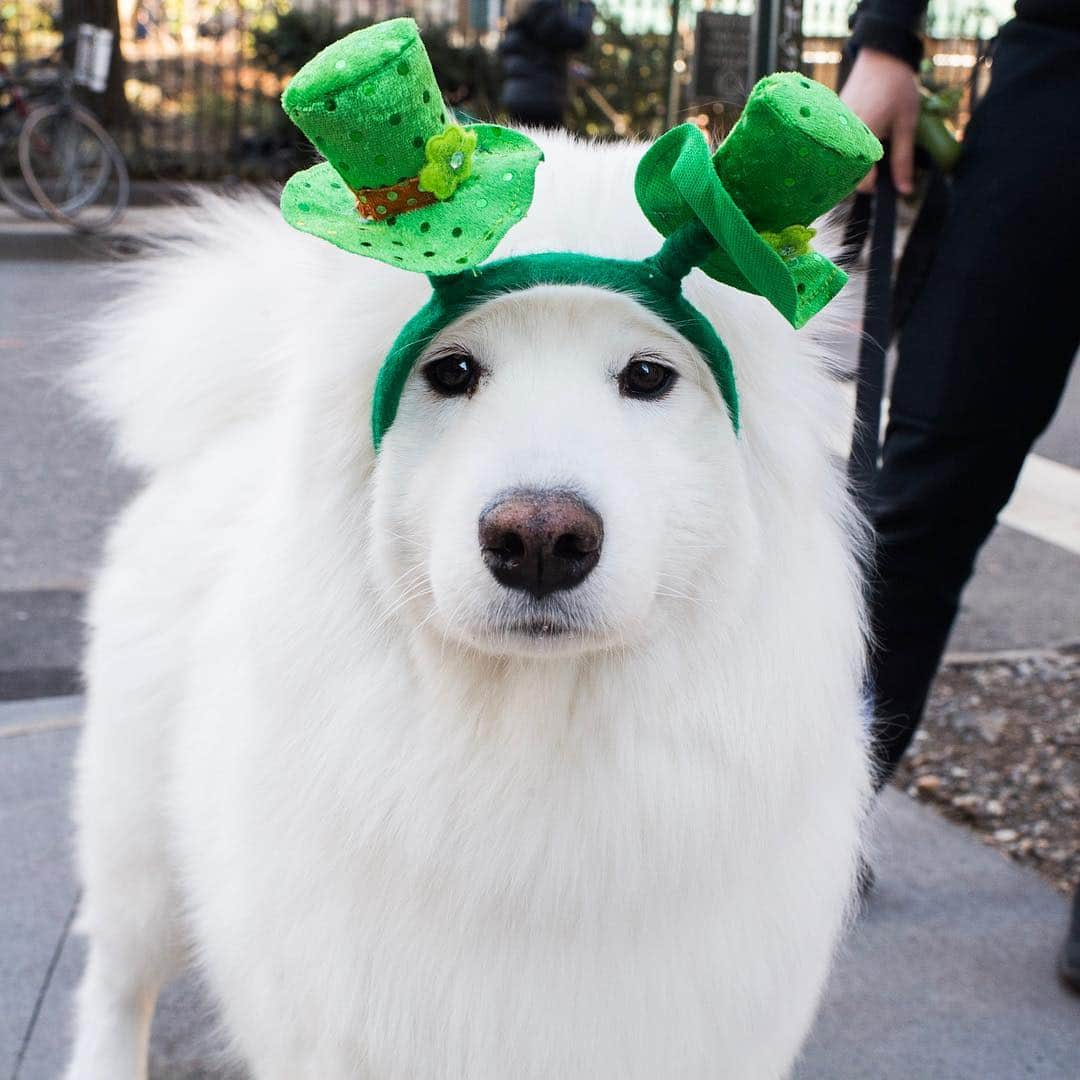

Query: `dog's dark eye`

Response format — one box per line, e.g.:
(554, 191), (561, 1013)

(423, 351), (480, 397)
(619, 356), (677, 400)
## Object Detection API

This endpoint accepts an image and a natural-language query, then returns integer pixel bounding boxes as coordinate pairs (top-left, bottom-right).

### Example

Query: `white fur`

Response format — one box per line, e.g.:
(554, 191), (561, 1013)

(68, 129), (870, 1080)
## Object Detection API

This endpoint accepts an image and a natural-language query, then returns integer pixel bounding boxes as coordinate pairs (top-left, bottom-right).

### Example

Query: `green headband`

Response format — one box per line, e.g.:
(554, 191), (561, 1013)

(280, 19), (881, 449)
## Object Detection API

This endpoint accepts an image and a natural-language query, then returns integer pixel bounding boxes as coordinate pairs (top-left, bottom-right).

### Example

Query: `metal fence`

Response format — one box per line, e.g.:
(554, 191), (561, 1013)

(672, 0), (996, 130)
(0, 0), (1005, 179)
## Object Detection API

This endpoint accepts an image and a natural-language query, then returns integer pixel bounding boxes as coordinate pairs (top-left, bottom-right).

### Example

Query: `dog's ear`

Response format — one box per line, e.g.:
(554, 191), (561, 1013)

(635, 74), (881, 329)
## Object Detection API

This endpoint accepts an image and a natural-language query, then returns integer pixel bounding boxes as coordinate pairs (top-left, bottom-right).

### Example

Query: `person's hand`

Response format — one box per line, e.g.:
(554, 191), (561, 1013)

(840, 47), (921, 195)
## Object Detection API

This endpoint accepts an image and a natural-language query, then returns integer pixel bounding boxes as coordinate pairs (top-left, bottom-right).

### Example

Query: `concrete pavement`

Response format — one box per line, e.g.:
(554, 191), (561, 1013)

(796, 794), (1080, 1080)
(2, 694), (1076, 1079)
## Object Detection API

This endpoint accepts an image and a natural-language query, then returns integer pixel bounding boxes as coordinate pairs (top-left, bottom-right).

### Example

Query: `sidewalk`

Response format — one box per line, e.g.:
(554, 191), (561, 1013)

(0, 187), (221, 261)
(2, 696), (1076, 1080)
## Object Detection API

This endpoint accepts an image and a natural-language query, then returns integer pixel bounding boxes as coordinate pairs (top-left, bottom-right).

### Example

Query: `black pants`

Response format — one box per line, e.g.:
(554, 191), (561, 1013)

(869, 15), (1080, 784)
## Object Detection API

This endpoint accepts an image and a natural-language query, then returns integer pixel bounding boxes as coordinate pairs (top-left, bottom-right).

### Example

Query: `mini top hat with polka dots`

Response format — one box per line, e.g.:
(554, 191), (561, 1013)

(280, 18), (542, 274)
(280, 18), (881, 450)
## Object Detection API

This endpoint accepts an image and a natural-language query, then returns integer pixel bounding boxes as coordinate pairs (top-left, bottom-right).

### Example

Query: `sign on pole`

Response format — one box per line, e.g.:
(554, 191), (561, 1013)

(692, 11), (755, 109)
(776, 0), (805, 73)
(753, 0), (805, 80)
(73, 24), (114, 94)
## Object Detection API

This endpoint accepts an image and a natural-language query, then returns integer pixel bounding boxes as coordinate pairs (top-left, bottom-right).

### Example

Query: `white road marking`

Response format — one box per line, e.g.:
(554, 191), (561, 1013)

(999, 454), (1080, 558)
(837, 384), (1080, 558)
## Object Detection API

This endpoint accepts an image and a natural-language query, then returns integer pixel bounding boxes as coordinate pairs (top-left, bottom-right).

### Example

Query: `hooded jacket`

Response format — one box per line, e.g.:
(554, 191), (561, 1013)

(499, 0), (595, 115)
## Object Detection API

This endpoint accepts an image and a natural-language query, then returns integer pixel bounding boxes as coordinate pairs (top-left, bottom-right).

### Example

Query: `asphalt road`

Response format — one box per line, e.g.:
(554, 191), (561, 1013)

(2, 240), (1078, 697)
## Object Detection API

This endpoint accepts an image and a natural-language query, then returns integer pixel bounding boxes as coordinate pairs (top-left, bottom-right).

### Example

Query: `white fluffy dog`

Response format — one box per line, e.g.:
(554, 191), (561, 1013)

(68, 129), (870, 1079)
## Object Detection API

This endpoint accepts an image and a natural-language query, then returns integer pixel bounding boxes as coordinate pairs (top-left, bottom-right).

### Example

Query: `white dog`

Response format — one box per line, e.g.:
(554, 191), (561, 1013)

(68, 129), (870, 1079)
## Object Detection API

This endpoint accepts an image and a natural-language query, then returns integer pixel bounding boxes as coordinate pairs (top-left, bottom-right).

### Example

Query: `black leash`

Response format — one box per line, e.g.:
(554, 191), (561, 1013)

(846, 148), (954, 511)
(892, 165), (949, 333)
(847, 158), (897, 508)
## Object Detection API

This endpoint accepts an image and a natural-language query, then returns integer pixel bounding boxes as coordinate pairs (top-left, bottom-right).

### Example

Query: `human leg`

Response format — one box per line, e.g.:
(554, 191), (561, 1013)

(868, 16), (1080, 783)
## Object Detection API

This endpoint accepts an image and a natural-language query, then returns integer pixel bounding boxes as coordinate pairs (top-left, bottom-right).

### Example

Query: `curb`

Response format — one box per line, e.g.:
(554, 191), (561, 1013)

(2, 212), (190, 261)
(2, 181), (241, 260)
(0, 694), (82, 738)
(943, 642), (1080, 666)
(0, 667), (82, 703)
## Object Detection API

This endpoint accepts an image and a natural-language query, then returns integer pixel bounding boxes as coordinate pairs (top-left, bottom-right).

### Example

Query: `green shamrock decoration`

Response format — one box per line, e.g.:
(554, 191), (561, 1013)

(419, 125), (477, 200)
(761, 225), (817, 261)
(279, 19), (543, 275)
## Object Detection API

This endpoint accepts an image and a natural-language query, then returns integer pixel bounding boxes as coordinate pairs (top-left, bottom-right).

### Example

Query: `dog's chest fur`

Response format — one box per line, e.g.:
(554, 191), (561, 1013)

(160, 514), (864, 1080)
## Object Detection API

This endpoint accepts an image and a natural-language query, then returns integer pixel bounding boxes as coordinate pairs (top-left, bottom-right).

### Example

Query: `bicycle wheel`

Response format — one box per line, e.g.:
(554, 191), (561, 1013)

(18, 102), (129, 231)
(4, 101), (111, 218)
(0, 121), (51, 218)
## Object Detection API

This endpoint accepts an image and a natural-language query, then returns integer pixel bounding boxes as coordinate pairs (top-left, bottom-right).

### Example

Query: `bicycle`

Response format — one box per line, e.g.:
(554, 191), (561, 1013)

(0, 36), (129, 231)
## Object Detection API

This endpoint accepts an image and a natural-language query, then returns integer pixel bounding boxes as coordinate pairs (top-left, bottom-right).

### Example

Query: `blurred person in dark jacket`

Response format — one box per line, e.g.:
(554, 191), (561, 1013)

(499, 0), (595, 127)
(841, 0), (1079, 990)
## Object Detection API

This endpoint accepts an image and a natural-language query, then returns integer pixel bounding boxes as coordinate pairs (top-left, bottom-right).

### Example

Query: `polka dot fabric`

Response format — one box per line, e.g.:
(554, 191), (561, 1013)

(281, 125), (542, 275)
(282, 19), (442, 191)
(713, 73), (881, 233)
(279, 20), (543, 274)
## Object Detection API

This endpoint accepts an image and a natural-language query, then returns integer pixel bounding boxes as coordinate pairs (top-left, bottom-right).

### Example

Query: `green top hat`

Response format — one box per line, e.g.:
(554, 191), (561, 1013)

(636, 73), (881, 328)
(714, 73), (881, 232)
(280, 18), (543, 275)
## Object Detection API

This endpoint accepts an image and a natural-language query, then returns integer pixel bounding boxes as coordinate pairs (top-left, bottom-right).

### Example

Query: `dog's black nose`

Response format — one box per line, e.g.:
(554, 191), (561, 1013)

(479, 490), (603, 598)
